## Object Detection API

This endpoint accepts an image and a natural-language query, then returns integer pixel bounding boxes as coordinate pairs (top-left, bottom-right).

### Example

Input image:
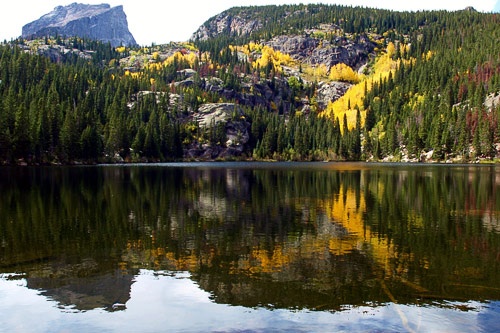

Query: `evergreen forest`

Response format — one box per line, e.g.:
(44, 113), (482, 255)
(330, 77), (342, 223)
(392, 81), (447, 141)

(0, 4), (499, 164)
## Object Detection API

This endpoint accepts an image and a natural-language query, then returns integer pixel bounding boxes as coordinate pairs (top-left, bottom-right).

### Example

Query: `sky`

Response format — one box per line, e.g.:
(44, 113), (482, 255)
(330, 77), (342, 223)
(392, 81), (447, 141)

(0, 0), (497, 46)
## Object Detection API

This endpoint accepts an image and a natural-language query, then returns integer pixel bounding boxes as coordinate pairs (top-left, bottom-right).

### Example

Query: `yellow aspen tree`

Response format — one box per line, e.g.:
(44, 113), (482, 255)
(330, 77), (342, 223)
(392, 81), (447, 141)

(329, 63), (360, 83)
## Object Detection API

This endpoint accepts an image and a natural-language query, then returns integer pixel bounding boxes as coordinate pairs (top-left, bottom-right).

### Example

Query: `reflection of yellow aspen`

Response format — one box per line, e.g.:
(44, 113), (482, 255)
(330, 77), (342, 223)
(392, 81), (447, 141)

(250, 246), (292, 274)
(122, 181), (397, 282)
(324, 184), (395, 277)
(324, 184), (416, 332)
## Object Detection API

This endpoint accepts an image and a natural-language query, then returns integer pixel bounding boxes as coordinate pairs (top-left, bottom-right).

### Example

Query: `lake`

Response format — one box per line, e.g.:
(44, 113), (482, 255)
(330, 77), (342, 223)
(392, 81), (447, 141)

(0, 162), (499, 332)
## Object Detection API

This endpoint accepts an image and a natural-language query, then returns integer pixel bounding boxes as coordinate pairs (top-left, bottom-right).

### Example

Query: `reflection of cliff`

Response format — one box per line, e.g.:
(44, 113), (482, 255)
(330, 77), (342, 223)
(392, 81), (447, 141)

(24, 259), (135, 312)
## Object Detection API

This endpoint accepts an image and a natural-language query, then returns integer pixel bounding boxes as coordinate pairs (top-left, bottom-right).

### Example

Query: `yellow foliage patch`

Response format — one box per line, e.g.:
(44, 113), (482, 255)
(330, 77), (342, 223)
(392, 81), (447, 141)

(181, 42), (198, 51)
(329, 63), (360, 83)
(320, 42), (415, 132)
(251, 45), (294, 73)
(424, 50), (434, 61)
(124, 70), (141, 79)
(144, 50), (199, 72)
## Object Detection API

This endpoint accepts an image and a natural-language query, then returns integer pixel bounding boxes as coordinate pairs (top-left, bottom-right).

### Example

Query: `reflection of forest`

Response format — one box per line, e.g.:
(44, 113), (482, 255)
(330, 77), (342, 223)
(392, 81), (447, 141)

(0, 164), (499, 311)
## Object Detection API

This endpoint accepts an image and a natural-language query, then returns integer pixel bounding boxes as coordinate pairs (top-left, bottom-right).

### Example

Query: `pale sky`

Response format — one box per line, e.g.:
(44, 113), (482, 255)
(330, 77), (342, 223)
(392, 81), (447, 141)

(0, 1), (497, 45)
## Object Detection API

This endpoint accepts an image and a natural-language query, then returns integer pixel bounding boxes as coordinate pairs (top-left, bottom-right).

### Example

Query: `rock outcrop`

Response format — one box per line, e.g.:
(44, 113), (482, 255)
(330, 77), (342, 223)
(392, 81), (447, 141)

(191, 13), (262, 41)
(187, 103), (251, 160)
(484, 92), (500, 112)
(22, 3), (137, 47)
(316, 81), (353, 109)
(265, 34), (375, 70)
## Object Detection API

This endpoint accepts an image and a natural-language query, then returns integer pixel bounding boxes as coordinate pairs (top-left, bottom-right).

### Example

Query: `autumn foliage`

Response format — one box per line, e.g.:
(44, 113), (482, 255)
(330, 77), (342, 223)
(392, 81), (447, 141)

(329, 63), (360, 83)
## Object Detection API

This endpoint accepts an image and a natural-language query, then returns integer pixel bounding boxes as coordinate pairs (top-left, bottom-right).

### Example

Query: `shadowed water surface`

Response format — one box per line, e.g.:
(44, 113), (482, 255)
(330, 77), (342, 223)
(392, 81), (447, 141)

(0, 162), (499, 332)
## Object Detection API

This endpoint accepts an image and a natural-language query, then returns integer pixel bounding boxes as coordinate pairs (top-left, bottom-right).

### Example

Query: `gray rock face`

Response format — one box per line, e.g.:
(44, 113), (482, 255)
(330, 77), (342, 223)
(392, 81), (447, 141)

(22, 3), (137, 47)
(195, 103), (240, 127)
(266, 34), (375, 70)
(316, 81), (353, 109)
(187, 103), (251, 160)
(191, 13), (262, 41)
(195, 104), (251, 148)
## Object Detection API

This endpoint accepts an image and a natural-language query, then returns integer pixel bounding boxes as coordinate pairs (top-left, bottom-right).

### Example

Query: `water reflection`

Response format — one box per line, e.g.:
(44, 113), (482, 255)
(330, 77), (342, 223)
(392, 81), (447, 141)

(27, 267), (135, 312)
(1, 270), (499, 333)
(0, 163), (499, 331)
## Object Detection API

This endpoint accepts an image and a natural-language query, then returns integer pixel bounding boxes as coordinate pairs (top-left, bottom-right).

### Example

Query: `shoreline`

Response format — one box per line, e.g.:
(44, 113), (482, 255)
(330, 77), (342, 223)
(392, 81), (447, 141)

(3, 156), (499, 167)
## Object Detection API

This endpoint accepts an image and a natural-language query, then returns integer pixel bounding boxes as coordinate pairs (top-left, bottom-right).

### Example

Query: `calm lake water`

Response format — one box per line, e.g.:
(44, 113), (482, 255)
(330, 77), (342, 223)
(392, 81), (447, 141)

(0, 162), (499, 332)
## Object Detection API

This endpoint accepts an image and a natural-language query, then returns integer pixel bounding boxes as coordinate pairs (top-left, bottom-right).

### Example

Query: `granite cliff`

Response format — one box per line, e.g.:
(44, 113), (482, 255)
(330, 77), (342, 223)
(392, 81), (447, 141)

(22, 3), (137, 47)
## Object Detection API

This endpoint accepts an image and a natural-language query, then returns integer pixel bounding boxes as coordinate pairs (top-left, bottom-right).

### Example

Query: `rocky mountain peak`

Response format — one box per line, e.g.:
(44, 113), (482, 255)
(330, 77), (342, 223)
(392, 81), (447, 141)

(22, 3), (137, 47)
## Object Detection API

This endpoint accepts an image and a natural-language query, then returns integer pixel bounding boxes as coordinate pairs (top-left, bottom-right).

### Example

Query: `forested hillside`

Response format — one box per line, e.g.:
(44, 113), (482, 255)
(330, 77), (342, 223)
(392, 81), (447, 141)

(0, 4), (499, 164)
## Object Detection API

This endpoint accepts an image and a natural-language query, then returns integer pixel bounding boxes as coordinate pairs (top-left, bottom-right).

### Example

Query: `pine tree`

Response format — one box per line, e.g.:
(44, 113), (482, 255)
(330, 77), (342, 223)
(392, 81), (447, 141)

(13, 103), (31, 159)
(60, 108), (80, 161)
